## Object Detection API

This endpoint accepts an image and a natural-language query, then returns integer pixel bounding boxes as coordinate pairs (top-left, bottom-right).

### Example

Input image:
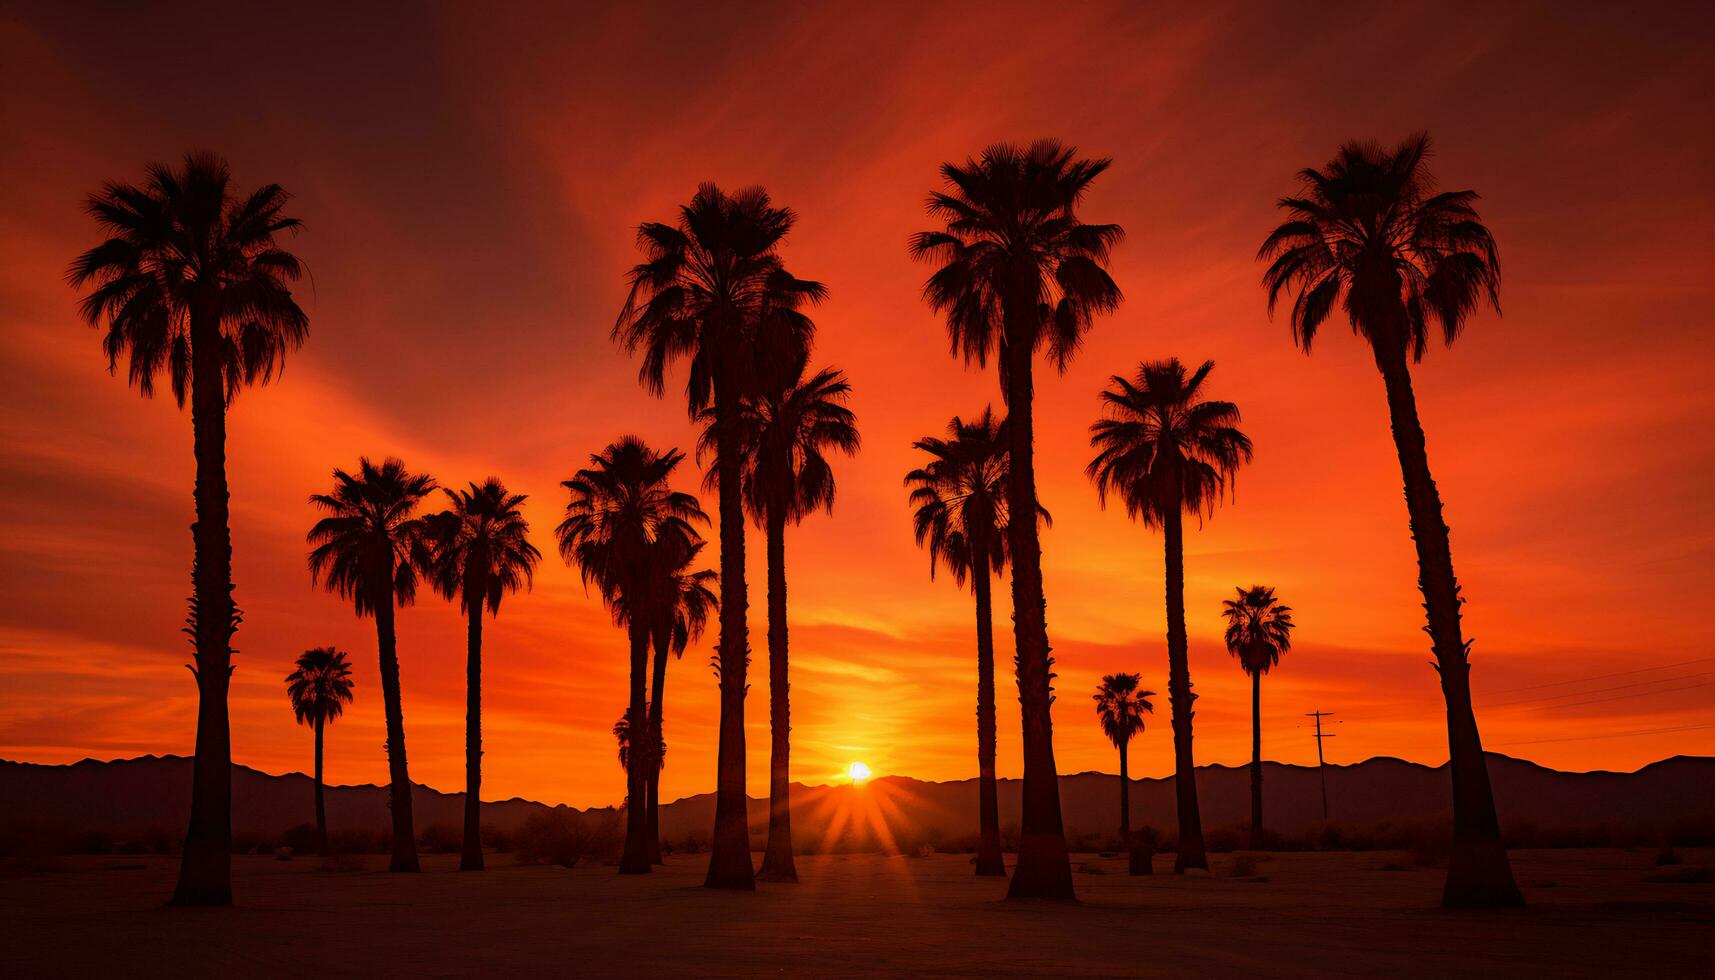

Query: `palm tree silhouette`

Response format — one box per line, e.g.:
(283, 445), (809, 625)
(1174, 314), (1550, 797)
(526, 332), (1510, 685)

(644, 543), (718, 863)
(284, 647), (355, 855)
(1221, 586), (1293, 850)
(423, 479), (541, 871)
(904, 408), (1039, 877)
(1088, 358), (1252, 872)
(306, 457), (437, 872)
(1092, 672), (1154, 857)
(613, 709), (664, 782)
(707, 362), (859, 882)
(69, 152), (309, 906)
(910, 140), (1123, 900)
(558, 437), (707, 875)
(614, 184), (823, 889)
(1258, 133), (1522, 908)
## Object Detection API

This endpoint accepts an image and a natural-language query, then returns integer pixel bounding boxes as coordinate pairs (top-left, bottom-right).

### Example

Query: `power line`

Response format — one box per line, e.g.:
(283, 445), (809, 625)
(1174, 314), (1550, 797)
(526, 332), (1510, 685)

(1511, 679), (1715, 712)
(1480, 656), (1715, 697)
(1483, 670), (1715, 709)
(1490, 723), (1715, 748)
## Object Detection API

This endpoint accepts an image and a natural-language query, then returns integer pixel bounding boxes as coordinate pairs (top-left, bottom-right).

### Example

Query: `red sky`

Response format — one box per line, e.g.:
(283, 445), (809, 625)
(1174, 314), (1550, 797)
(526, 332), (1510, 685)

(2, 2), (1712, 809)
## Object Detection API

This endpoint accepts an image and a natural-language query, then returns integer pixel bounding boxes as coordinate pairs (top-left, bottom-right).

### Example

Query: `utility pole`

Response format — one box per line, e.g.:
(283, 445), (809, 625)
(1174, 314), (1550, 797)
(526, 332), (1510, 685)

(1306, 710), (1336, 820)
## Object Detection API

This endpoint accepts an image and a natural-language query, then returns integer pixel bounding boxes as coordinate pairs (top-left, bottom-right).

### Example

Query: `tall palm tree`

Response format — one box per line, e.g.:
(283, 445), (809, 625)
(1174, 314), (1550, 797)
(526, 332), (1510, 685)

(708, 362), (859, 882)
(614, 184), (823, 890)
(1221, 585), (1293, 851)
(558, 437), (706, 875)
(644, 543), (719, 863)
(910, 140), (1123, 900)
(284, 647), (355, 855)
(424, 479), (541, 871)
(69, 152), (309, 906)
(306, 457), (437, 873)
(904, 408), (1035, 877)
(1258, 133), (1521, 908)
(1092, 673), (1154, 847)
(1087, 358), (1252, 872)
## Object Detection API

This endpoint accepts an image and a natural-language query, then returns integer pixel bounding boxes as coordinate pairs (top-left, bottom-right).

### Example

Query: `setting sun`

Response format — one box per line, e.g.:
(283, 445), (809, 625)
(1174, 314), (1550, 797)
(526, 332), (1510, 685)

(847, 761), (873, 784)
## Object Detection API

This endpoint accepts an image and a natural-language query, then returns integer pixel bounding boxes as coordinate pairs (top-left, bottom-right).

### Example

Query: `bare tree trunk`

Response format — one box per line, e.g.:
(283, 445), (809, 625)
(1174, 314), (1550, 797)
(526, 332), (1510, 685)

(171, 297), (234, 907)
(1118, 741), (1130, 838)
(460, 601), (485, 871)
(646, 628), (669, 864)
(314, 715), (327, 856)
(1001, 337), (1074, 901)
(374, 593), (419, 872)
(1377, 349), (1521, 908)
(1249, 670), (1263, 851)
(970, 530), (1006, 877)
(759, 504), (798, 882)
(619, 619), (652, 874)
(705, 377), (755, 889)
(1164, 506), (1207, 872)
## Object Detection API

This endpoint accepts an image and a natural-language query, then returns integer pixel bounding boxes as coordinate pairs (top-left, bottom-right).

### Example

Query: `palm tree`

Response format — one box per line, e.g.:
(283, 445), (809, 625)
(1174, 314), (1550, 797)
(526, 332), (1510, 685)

(306, 457), (437, 872)
(613, 709), (664, 783)
(708, 362), (858, 882)
(910, 140), (1123, 900)
(644, 543), (719, 863)
(614, 184), (823, 890)
(904, 408), (1035, 877)
(1087, 358), (1252, 872)
(69, 152), (309, 906)
(284, 647), (355, 855)
(1092, 673), (1154, 850)
(424, 479), (541, 871)
(1221, 586), (1293, 851)
(558, 437), (707, 875)
(1258, 133), (1522, 908)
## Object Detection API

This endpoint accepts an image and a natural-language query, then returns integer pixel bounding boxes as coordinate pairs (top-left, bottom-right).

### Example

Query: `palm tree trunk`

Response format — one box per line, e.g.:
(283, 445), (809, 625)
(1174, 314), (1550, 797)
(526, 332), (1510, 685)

(1377, 349), (1521, 908)
(1250, 670), (1263, 851)
(1164, 506), (1207, 871)
(314, 715), (327, 856)
(461, 601), (485, 871)
(706, 376), (755, 890)
(170, 297), (234, 907)
(646, 628), (669, 865)
(1118, 741), (1130, 839)
(374, 592), (419, 872)
(970, 531), (1006, 877)
(758, 503), (798, 882)
(620, 618), (652, 874)
(1000, 335), (1074, 901)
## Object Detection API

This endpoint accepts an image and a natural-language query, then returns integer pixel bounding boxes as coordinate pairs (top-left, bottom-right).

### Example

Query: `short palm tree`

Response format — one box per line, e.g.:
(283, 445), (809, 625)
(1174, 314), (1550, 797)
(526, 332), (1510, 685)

(644, 542), (718, 863)
(70, 152), (309, 906)
(910, 140), (1123, 900)
(710, 362), (859, 882)
(285, 647), (355, 855)
(613, 709), (664, 783)
(614, 183), (823, 890)
(424, 479), (541, 871)
(558, 437), (706, 874)
(306, 457), (437, 872)
(1221, 586), (1293, 850)
(1092, 673), (1154, 852)
(1258, 133), (1521, 908)
(1088, 358), (1252, 872)
(904, 407), (1033, 877)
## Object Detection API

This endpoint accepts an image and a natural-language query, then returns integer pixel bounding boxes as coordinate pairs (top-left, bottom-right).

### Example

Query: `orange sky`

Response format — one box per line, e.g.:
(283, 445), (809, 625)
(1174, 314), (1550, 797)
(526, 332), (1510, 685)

(2, 2), (1712, 809)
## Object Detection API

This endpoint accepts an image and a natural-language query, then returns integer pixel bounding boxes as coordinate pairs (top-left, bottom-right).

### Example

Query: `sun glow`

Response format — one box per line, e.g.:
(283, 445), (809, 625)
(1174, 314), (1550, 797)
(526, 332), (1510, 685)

(847, 761), (872, 784)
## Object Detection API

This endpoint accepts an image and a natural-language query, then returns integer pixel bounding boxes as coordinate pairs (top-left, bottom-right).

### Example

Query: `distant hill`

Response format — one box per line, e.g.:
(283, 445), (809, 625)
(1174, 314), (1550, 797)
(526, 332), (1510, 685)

(3, 753), (1710, 852)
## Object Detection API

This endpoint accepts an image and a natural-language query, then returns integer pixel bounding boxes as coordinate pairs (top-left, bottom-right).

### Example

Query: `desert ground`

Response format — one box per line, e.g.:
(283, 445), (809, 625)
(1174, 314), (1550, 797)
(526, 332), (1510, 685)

(3, 848), (1711, 977)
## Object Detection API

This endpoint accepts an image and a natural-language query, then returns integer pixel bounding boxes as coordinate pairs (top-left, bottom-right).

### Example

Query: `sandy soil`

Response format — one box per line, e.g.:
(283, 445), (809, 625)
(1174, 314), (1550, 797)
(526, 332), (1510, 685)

(3, 848), (1710, 977)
